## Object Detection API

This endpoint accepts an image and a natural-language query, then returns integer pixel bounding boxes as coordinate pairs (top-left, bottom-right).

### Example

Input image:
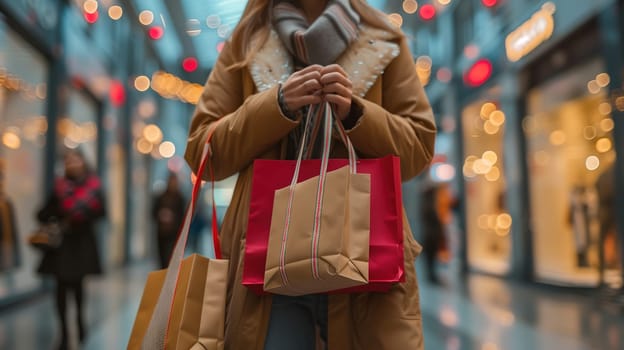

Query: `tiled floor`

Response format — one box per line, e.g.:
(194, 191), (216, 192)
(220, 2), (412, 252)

(0, 256), (623, 349)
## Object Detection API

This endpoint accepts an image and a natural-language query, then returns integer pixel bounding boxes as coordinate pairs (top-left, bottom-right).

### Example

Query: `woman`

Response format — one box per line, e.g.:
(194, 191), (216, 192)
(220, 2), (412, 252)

(151, 172), (186, 268)
(184, 0), (436, 348)
(37, 149), (105, 350)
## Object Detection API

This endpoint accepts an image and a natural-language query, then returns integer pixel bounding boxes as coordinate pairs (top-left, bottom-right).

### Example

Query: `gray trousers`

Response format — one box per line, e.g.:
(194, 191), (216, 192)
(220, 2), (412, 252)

(264, 294), (329, 350)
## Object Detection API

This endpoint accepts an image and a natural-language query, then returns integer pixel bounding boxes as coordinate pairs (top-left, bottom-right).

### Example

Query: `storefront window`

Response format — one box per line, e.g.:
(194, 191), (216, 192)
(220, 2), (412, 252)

(0, 21), (48, 296)
(57, 88), (98, 168)
(524, 58), (620, 287)
(462, 93), (512, 275)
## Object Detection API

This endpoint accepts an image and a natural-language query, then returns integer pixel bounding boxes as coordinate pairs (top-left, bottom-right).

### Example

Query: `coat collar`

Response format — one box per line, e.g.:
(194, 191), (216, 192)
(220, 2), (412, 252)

(249, 24), (400, 98)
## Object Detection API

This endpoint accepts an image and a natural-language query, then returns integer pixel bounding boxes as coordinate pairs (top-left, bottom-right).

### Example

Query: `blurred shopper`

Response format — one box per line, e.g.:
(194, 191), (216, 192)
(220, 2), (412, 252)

(152, 172), (186, 269)
(568, 185), (597, 268)
(184, 0), (436, 348)
(36, 149), (105, 350)
(596, 165), (618, 272)
(0, 159), (20, 271)
(421, 182), (454, 285)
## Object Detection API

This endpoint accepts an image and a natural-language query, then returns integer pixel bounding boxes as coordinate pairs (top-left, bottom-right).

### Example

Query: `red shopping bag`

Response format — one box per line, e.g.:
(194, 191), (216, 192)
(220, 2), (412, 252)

(243, 155), (404, 294)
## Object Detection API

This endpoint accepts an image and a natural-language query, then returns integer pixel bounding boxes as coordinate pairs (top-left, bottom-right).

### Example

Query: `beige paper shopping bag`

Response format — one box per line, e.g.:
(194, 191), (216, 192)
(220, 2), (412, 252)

(264, 166), (370, 295)
(263, 103), (371, 296)
(127, 255), (228, 350)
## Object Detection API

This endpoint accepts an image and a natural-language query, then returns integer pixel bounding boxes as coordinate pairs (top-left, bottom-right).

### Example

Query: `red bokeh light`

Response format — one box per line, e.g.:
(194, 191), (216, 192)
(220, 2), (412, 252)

(70, 76), (84, 89)
(109, 80), (126, 107)
(216, 41), (225, 53)
(84, 11), (98, 24)
(148, 26), (164, 40)
(464, 59), (493, 87)
(182, 57), (199, 72)
(419, 4), (436, 20)
(482, 0), (499, 7)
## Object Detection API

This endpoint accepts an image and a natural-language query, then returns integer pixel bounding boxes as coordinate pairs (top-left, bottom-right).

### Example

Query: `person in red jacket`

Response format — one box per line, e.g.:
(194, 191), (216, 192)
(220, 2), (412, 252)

(36, 149), (106, 350)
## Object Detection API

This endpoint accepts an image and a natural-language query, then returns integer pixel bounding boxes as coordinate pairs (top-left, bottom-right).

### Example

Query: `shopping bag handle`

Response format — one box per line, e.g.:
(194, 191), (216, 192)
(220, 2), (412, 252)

(291, 102), (357, 186)
(278, 103), (358, 285)
(192, 128), (222, 260)
(141, 121), (221, 350)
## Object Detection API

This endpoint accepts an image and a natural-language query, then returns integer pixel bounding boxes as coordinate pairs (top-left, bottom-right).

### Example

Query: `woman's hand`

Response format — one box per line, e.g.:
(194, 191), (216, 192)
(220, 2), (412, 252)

(320, 64), (353, 120)
(280, 64), (323, 114)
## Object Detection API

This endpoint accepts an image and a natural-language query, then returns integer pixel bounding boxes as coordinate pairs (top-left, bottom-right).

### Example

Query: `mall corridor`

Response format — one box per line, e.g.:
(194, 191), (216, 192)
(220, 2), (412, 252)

(1, 0), (624, 349)
(0, 257), (622, 350)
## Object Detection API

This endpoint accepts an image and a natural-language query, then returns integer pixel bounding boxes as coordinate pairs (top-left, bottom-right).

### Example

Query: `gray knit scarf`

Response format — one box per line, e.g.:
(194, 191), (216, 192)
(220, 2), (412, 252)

(273, 0), (360, 66)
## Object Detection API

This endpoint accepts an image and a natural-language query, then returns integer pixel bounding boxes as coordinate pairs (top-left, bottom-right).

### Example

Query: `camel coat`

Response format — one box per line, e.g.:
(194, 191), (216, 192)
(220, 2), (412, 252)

(185, 21), (436, 350)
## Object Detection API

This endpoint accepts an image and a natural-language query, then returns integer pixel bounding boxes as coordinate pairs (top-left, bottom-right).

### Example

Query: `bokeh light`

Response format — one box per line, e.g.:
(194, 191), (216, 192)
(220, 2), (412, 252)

(420, 4), (436, 20)
(108, 5), (123, 20)
(143, 124), (163, 144)
(595, 138), (612, 153)
(134, 75), (151, 92)
(402, 0), (418, 14)
(585, 155), (600, 171)
(549, 130), (566, 145)
(83, 0), (98, 14)
(139, 10), (154, 26)
(159, 141), (176, 158)
(388, 13), (403, 27)
(84, 10), (99, 24)
(136, 138), (153, 154)
(149, 26), (164, 40)
(182, 57), (199, 72)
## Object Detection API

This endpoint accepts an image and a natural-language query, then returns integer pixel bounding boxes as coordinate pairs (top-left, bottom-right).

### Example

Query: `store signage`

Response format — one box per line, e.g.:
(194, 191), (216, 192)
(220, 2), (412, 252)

(505, 4), (556, 62)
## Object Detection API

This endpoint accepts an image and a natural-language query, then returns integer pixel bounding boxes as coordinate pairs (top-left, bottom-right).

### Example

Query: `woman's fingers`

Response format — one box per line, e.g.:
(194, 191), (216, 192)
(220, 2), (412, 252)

(318, 65), (353, 120)
(297, 78), (323, 94)
(322, 82), (351, 98)
(280, 64), (356, 115)
(291, 71), (322, 87)
(320, 64), (348, 78)
(281, 66), (324, 111)
(299, 64), (324, 75)
(320, 71), (352, 89)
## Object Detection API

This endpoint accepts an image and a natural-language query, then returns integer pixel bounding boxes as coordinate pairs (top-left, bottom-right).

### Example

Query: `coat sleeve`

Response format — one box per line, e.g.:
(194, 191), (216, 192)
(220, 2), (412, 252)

(347, 37), (436, 181)
(184, 41), (301, 181)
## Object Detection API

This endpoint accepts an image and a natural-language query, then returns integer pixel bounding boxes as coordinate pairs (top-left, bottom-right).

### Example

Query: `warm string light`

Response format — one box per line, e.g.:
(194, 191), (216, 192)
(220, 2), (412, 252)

(463, 150), (501, 181)
(134, 76), (150, 92)
(0, 69), (46, 100)
(139, 10), (154, 25)
(108, 5), (123, 20)
(387, 13), (403, 27)
(416, 56), (432, 86)
(83, 0), (98, 14)
(402, 0), (418, 14)
(150, 71), (203, 104)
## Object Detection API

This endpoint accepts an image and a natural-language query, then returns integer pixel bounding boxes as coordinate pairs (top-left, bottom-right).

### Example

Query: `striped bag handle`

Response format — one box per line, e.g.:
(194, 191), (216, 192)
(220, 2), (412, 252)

(141, 121), (222, 350)
(278, 102), (358, 287)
